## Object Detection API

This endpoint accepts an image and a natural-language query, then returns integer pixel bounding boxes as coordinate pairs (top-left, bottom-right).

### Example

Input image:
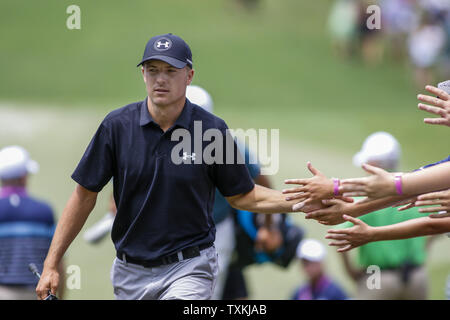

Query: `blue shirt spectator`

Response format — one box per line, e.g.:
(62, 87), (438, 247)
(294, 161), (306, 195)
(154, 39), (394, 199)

(0, 186), (55, 286)
(291, 275), (348, 300)
(0, 146), (56, 300)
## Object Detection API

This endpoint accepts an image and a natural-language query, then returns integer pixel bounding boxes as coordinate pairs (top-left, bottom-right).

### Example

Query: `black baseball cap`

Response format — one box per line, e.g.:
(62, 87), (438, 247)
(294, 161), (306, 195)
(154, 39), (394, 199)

(137, 33), (193, 69)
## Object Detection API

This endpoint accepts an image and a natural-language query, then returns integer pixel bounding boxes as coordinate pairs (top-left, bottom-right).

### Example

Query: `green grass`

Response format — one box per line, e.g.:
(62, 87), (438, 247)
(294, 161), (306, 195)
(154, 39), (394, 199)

(0, 0), (449, 299)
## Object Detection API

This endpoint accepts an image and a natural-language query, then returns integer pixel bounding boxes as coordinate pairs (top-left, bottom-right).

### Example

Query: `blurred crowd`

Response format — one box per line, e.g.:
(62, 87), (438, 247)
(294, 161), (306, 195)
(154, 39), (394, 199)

(328, 0), (450, 88)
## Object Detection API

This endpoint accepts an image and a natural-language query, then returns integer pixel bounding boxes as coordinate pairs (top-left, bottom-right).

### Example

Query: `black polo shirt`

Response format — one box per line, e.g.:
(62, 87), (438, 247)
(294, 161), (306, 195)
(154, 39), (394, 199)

(72, 98), (254, 260)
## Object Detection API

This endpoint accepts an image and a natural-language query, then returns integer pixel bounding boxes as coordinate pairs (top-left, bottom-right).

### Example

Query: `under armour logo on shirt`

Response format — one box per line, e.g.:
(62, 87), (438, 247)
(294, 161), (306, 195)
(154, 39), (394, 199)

(182, 152), (196, 161)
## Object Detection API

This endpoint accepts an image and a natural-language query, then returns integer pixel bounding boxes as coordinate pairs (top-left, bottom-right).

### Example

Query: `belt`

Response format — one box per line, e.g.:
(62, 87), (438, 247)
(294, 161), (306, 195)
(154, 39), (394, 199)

(116, 242), (213, 268)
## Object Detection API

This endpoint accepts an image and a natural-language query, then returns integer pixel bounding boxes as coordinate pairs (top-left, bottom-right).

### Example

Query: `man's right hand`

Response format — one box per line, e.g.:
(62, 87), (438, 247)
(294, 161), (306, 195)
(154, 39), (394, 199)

(35, 184), (99, 300)
(36, 266), (60, 300)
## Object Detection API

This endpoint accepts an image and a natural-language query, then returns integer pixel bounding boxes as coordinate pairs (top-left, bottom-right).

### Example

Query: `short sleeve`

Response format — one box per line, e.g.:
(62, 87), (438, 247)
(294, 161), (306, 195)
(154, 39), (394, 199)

(417, 155), (450, 171)
(244, 149), (261, 179)
(71, 122), (114, 192)
(235, 140), (261, 179)
(211, 122), (255, 197)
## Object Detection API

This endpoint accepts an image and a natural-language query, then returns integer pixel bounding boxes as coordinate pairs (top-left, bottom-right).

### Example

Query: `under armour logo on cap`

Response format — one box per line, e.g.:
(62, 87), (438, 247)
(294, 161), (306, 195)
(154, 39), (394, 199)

(137, 33), (193, 69)
(154, 38), (172, 51)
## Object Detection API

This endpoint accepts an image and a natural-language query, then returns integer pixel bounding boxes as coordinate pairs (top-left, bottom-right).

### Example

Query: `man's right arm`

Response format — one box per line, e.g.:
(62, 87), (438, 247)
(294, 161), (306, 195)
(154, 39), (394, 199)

(36, 184), (98, 300)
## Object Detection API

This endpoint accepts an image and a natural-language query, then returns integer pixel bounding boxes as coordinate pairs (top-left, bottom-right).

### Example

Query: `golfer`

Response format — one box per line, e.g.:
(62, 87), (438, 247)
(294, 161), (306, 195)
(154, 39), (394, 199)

(36, 33), (309, 300)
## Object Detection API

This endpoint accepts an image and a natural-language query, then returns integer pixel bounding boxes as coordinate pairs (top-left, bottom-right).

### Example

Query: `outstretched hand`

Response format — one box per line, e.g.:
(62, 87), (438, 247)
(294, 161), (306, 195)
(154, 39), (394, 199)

(339, 164), (397, 199)
(417, 85), (450, 127)
(326, 215), (374, 252)
(414, 189), (450, 218)
(283, 162), (334, 211)
(304, 197), (355, 225)
(393, 196), (418, 211)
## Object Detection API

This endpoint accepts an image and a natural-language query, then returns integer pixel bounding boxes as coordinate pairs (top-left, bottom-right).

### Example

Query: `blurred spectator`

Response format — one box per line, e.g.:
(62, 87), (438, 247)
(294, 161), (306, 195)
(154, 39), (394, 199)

(0, 146), (64, 299)
(235, 0), (260, 11)
(437, 6), (450, 79)
(408, 12), (447, 88)
(339, 132), (430, 299)
(328, 0), (360, 58)
(83, 193), (115, 244)
(419, 0), (450, 17)
(357, 0), (384, 65)
(329, 0), (450, 86)
(291, 239), (348, 300)
(223, 210), (304, 299)
(380, 0), (419, 60)
(328, 0), (383, 64)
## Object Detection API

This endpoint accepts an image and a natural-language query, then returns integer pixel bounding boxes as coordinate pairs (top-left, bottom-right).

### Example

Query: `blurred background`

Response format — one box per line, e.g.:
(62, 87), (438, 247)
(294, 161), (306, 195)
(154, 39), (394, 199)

(0, 0), (449, 299)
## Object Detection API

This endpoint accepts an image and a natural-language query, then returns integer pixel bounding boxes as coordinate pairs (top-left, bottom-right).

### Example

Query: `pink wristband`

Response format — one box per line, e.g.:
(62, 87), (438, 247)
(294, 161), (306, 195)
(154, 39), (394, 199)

(394, 174), (403, 195)
(333, 178), (340, 196)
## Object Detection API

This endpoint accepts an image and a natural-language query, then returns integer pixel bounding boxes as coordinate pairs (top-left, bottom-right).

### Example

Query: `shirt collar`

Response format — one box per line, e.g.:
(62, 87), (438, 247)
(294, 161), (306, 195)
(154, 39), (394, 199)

(140, 97), (193, 130)
(0, 186), (27, 198)
(139, 98), (154, 127)
(173, 98), (193, 130)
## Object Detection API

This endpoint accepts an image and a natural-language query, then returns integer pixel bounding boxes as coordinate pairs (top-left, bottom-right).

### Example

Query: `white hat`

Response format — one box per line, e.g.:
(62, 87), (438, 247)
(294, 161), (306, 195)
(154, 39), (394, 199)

(438, 80), (450, 94)
(0, 146), (39, 180)
(296, 239), (326, 262)
(186, 85), (214, 113)
(353, 131), (401, 171)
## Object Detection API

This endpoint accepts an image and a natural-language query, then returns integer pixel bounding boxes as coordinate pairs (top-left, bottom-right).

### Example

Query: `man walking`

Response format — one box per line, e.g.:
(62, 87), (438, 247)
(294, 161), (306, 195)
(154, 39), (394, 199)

(36, 33), (310, 300)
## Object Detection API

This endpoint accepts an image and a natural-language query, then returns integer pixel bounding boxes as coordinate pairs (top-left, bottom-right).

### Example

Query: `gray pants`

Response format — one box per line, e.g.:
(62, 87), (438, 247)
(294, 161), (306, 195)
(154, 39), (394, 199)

(111, 245), (218, 300)
(0, 285), (36, 300)
(212, 215), (235, 300)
